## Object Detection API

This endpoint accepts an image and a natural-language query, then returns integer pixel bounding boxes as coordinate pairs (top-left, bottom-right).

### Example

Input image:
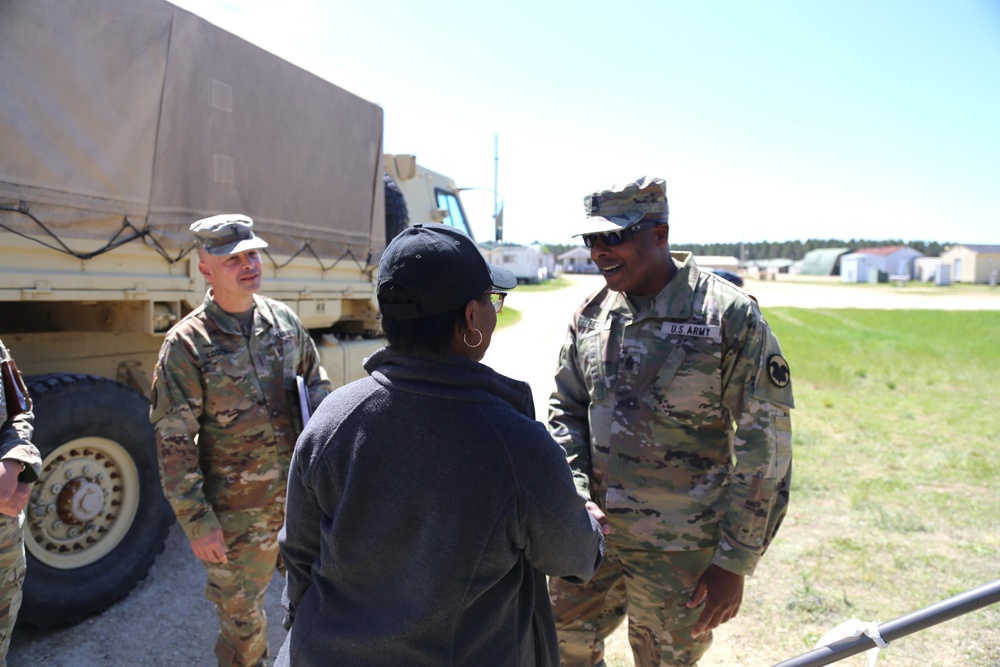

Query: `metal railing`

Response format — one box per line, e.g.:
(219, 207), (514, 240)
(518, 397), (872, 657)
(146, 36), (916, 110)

(772, 579), (1000, 667)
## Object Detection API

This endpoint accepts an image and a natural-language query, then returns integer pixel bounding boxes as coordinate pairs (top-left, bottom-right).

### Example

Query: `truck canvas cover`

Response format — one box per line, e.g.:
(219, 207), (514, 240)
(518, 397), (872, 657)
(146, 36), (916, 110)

(0, 0), (385, 263)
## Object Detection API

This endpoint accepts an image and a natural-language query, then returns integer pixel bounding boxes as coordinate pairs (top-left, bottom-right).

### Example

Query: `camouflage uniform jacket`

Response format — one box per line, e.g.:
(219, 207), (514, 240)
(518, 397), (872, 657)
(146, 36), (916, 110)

(150, 292), (332, 542)
(0, 339), (41, 549)
(549, 252), (793, 576)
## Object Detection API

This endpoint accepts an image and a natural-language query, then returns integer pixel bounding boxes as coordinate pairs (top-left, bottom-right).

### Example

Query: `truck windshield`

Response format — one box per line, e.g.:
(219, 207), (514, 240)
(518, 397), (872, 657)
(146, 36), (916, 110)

(435, 190), (473, 237)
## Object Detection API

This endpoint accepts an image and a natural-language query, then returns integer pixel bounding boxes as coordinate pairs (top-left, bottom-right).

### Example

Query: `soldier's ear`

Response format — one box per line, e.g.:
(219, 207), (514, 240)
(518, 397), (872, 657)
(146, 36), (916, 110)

(198, 260), (212, 282)
(653, 223), (670, 247)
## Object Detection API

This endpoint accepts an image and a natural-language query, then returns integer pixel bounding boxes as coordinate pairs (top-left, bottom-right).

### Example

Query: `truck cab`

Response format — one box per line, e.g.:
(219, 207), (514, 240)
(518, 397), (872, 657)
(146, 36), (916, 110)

(384, 154), (476, 239)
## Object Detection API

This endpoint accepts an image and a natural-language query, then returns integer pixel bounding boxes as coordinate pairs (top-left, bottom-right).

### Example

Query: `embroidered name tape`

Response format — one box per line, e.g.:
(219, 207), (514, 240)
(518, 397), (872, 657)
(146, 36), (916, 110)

(578, 316), (611, 331)
(662, 322), (721, 342)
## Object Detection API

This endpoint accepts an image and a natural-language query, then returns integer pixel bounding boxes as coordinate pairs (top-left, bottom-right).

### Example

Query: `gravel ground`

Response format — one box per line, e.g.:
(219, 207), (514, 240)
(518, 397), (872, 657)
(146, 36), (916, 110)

(8, 272), (998, 666)
(8, 522), (286, 666)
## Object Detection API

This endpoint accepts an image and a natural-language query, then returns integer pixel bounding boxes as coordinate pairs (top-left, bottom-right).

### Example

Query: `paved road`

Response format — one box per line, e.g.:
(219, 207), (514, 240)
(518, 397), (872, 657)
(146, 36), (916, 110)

(484, 273), (606, 418)
(8, 272), (998, 666)
(8, 521), (287, 666)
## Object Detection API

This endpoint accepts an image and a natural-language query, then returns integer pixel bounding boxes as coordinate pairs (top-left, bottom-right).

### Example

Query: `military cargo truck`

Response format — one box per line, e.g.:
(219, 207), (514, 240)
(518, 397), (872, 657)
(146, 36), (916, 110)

(0, 0), (407, 627)
(385, 154), (506, 272)
(384, 154), (477, 238)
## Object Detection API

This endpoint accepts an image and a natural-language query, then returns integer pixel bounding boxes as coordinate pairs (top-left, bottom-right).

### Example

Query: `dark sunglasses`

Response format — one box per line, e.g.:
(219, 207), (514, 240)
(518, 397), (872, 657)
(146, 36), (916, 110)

(581, 221), (660, 248)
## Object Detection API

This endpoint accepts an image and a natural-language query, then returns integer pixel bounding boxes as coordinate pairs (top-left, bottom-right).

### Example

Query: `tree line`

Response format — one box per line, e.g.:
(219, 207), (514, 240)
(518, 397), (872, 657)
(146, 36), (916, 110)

(542, 239), (952, 262)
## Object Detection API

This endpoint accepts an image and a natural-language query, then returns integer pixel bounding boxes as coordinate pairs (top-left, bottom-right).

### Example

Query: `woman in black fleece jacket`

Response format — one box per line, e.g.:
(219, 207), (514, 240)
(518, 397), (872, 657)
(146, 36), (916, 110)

(276, 224), (605, 667)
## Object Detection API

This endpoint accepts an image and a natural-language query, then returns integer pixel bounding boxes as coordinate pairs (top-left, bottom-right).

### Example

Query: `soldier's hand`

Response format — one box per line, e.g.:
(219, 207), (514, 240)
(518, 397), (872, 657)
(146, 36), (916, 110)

(190, 528), (229, 564)
(687, 564), (744, 637)
(0, 481), (31, 517)
(585, 501), (612, 535)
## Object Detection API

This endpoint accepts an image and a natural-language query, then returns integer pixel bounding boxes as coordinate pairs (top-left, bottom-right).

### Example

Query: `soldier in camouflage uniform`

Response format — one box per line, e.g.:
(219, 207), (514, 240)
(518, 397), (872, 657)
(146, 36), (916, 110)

(150, 215), (332, 667)
(548, 177), (793, 667)
(0, 339), (41, 667)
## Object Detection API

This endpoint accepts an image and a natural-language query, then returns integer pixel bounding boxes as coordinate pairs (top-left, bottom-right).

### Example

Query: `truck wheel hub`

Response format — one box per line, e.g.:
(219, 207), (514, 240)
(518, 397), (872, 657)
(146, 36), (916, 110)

(57, 478), (105, 524)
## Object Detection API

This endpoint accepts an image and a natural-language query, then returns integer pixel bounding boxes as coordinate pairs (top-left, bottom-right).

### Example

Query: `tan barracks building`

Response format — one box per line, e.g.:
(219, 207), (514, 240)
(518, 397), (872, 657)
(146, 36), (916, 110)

(939, 244), (1000, 284)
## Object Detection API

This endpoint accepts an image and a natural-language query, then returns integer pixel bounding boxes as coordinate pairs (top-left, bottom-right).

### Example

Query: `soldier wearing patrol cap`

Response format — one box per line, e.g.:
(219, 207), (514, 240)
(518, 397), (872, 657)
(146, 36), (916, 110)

(150, 214), (332, 667)
(548, 178), (794, 666)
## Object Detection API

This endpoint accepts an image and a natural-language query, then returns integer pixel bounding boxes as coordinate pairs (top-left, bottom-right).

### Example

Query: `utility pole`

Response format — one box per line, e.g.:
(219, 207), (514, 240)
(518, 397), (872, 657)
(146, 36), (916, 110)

(493, 134), (501, 243)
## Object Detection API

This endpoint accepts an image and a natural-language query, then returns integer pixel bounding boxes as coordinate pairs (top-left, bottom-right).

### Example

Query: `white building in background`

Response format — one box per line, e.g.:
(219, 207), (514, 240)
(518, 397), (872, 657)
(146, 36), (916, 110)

(840, 245), (924, 283)
(914, 257), (942, 282)
(744, 258), (796, 278)
(558, 247), (599, 274)
(693, 255), (740, 270)
(499, 243), (550, 284)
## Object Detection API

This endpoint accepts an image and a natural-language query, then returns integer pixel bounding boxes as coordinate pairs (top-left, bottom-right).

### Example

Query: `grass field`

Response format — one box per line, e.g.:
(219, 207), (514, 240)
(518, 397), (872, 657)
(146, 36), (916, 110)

(606, 308), (1000, 667)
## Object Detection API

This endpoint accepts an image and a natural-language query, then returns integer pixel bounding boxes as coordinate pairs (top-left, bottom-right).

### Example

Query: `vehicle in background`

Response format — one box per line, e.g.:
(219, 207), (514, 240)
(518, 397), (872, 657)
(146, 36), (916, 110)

(491, 243), (549, 284)
(383, 154), (508, 275)
(384, 155), (555, 286)
(1, 0), (404, 628)
(705, 267), (745, 288)
(384, 154), (477, 239)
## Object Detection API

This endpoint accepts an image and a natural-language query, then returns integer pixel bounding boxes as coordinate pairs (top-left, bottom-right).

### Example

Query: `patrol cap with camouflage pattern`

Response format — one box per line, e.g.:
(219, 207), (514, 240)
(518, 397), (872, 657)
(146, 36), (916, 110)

(576, 176), (669, 236)
(190, 214), (269, 256)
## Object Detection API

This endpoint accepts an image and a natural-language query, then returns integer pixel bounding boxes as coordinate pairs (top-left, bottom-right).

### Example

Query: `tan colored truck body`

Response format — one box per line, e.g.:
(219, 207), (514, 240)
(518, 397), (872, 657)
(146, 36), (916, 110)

(0, 0), (394, 626)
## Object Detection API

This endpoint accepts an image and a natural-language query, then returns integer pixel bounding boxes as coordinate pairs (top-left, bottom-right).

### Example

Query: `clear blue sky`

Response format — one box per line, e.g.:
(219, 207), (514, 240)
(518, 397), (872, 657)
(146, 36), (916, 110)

(174, 0), (999, 247)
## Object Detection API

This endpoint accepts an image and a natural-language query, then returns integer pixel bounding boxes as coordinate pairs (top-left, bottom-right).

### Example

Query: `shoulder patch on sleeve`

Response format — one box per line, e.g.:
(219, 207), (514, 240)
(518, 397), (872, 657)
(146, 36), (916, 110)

(767, 354), (790, 388)
(148, 369), (169, 423)
(752, 328), (795, 409)
(148, 363), (188, 425)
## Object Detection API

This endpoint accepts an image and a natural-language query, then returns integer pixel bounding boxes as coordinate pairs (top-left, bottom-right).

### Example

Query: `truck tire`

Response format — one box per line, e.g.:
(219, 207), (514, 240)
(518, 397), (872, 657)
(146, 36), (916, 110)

(384, 172), (409, 241)
(17, 373), (173, 628)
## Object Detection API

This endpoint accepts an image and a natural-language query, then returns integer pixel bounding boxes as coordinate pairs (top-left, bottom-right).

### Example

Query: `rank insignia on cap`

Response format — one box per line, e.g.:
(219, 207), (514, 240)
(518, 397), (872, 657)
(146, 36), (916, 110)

(767, 354), (791, 388)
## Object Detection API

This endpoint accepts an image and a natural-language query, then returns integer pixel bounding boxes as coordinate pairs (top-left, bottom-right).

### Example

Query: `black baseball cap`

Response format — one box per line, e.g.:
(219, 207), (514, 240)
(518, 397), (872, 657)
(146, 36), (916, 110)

(377, 224), (516, 319)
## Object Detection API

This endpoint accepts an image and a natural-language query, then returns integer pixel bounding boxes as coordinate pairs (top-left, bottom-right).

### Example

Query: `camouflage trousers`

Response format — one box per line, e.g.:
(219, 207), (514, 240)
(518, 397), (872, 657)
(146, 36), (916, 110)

(203, 505), (285, 667)
(549, 546), (715, 667)
(0, 516), (26, 667)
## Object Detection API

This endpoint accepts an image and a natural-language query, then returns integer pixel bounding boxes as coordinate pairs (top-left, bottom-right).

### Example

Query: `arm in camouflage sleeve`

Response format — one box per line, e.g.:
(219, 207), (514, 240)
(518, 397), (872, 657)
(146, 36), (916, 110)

(295, 323), (333, 411)
(150, 340), (222, 542)
(548, 321), (594, 500)
(0, 342), (41, 482)
(715, 307), (793, 576)
(1, 409), (41, 485)
(1, 358), (40, 517)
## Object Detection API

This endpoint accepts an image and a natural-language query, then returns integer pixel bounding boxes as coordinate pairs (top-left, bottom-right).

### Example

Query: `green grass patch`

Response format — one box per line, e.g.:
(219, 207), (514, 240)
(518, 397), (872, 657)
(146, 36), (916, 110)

(495, 306), (522, 329)
(584, 304), (1000, 666)
(512, 275), (574, 293)
(748, 308), (1000, 665)
(785, 574), (854, 620)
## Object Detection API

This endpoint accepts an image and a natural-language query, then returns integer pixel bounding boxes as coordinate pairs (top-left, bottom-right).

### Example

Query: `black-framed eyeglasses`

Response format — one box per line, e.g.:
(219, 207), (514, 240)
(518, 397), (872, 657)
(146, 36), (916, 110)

(490, 291), (507, 313)
(581, 221), (659, 249)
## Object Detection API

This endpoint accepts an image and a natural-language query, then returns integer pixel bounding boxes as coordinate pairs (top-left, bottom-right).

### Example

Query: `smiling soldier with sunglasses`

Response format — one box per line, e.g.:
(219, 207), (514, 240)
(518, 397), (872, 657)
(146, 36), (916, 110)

(548, 177), (795, 667)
